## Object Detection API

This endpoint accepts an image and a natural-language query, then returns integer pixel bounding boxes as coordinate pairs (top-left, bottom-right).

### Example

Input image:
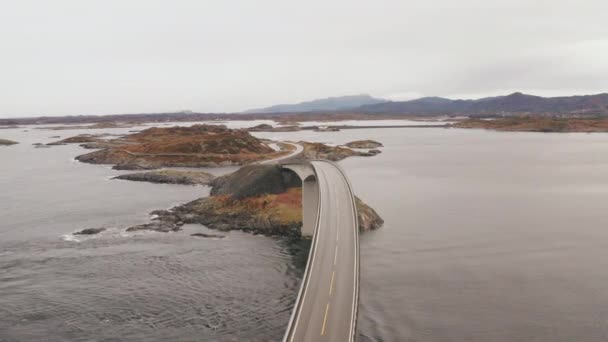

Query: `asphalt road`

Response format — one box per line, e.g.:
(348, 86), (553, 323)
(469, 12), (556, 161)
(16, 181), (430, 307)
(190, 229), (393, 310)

(260, 142), (303, 164)
(284, 160), (358, 342)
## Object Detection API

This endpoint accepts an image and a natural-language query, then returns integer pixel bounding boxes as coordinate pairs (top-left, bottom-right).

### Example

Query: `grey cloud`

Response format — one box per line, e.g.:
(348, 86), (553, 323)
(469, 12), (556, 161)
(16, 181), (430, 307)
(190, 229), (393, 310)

(0, 0), (607, 117)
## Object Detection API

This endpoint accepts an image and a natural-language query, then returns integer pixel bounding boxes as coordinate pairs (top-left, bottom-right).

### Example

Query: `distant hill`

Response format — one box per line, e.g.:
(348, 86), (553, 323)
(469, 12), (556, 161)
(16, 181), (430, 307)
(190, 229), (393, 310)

(353, 92), (608, 116)
(245, 94), (386, 113)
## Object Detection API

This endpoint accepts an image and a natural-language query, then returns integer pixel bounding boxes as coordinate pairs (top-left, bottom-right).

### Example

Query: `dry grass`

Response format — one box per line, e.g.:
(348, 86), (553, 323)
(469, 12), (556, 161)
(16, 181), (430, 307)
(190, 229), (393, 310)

(454, 117), (608, 132)
(206, 187), (302, 224)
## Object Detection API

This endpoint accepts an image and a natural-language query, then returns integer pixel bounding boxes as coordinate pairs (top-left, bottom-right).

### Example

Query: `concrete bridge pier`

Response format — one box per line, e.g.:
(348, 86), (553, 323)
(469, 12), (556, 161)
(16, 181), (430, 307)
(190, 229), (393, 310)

(281, 163), (319, 238)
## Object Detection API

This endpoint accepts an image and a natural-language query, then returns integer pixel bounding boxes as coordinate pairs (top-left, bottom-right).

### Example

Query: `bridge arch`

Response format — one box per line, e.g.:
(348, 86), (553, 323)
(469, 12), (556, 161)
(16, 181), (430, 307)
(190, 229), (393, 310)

(281, 163), (319, 237)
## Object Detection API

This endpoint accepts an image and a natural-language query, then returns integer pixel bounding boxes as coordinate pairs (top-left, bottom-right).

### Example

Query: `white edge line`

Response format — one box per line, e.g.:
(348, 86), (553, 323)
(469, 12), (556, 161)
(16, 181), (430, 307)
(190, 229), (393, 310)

(319, 160), (359, 342)
(283, 163), (322, 342)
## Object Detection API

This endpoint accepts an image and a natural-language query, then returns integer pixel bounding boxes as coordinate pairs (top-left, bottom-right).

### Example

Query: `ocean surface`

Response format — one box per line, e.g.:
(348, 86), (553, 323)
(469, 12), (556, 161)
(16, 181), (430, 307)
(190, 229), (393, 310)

(3, 121), (608, 341)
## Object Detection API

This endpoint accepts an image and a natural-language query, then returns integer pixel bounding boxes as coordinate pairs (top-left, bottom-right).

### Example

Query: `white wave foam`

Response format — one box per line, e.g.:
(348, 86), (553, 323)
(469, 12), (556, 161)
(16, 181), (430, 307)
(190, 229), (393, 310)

(61, 234), (80, 242)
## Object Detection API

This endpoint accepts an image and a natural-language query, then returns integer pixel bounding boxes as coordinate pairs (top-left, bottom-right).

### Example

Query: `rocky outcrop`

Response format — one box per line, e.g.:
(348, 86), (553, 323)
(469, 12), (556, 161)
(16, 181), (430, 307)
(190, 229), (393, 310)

(355, 197), (384, 232)
(345, 140), (383, 149)
(453, 117), (608, 132)
(191, 233), (225, 238)
(210, 164), (301, 199)
(112, 161), (158, 170)
(0, 139), (18, 146)
(48, 135), (103, 145)
(299, 142), (377, 161)
(76, 124), (285, 169)
(126, 164), (383, 236)
(47, 134), (129, 150)
(137, 188), (304, 236)
(113, 170), (215, 185)
(248, 124), (301, 132)
(126, 221), (182, 233)
(74, 227), (106, 235)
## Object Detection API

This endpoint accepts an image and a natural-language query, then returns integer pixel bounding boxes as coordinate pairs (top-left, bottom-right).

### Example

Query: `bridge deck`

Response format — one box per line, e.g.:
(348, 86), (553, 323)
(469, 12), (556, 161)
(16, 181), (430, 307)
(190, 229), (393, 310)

(284, 160), (359, 342)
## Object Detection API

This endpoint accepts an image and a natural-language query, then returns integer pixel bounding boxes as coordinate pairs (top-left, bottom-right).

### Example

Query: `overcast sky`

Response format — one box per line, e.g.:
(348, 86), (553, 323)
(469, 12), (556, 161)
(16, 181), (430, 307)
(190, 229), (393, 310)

(1, 0), (607, 118)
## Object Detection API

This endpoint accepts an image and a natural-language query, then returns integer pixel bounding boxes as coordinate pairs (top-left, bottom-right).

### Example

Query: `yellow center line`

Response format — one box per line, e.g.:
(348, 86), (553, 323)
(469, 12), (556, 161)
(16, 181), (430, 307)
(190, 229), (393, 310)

(333, 245), (339, 265)
(321, 303), (330, 335)
(336, 224), (340, 241)
(329, 271), (335, 296)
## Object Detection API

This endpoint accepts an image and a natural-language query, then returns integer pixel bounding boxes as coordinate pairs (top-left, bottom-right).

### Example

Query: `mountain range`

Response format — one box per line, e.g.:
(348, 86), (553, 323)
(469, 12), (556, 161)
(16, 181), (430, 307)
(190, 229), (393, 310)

(4, 92), (608, 125)
(354, 92), (608, 116)
(244, 94), (385, 113)
(245, 92), (608, 116)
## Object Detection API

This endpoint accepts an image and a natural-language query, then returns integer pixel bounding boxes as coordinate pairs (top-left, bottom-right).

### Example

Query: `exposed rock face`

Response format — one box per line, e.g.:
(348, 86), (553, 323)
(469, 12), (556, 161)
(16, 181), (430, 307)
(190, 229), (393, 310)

(299, 142), (375, 161)
(0, 139), (18, 146)
(113, 170), (215, 185)
(355, 197), (384, 232)
(126, 221), (181, 233)
(191, 233), (225, 238)
(345, 140), (383, 148)
(76, 124), (283, 169)
(248, 124), (301, 132)
(112, 162), (158, 170)
(247, 123), (273, 131)
(48, 135), (103, 145)
(74, 227), (106, 235)
(127, 164), (383, 236)
(210, 164), (301, 199)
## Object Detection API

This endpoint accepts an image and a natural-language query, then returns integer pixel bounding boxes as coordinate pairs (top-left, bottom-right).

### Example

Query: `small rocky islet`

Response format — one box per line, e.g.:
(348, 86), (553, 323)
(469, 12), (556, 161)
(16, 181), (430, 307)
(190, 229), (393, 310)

(0, 139), (18, 146)
(123, 164), (384, 237)
(345, 140), (383, 149)
(298, 141), (381, 161)
(113, 170), (215, 185)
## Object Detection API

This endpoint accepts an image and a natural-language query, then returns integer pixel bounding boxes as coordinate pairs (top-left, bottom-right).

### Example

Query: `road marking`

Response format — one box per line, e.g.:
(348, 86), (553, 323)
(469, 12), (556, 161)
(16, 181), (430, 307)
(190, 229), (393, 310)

(287, 165), (324, 341)
(336, 223), (340, 241)
(336, 198), (340, 242)
(334, 245), (338, 265)
(321, 303), (330, 336)
(329, 271), (335, 296)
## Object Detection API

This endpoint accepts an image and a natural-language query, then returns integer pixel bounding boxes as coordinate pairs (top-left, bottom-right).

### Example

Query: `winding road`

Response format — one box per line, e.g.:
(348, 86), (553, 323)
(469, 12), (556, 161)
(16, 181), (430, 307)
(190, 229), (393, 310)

(283, 160), (359, 342)
(259, 142), (303, 164)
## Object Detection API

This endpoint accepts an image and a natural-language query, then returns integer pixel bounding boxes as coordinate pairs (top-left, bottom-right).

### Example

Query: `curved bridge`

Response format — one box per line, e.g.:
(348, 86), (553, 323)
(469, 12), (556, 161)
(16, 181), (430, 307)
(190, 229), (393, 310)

(281, 160), (360, 342)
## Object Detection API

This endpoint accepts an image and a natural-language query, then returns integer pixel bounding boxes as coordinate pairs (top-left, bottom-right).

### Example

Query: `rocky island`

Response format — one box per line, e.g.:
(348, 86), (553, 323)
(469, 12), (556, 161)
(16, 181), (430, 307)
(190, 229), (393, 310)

(298, 141), (380, 161)
(38, 122), (133, 131)
(248, 123), (301, 132)
(0, 139), (18, 146)
(74, 124), (291, 169)
(345, 140), (383, 148)
(113, 170), (215, 185)
(126, 164), (383, 237)
(453, 117), (608, 132)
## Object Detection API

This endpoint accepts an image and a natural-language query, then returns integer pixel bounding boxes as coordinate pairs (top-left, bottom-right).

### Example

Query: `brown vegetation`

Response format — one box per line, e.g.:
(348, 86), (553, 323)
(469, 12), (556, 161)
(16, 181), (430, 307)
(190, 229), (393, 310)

(299, 142), (379, 161)
(113, 170), (215, 185)
(453, 117), (608, 132)
(125, 164), (383, 236)
(75, 124), (288, 169)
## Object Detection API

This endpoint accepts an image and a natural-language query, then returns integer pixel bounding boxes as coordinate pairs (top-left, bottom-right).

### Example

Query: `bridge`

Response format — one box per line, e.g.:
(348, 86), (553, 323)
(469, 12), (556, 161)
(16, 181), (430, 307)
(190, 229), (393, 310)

(281, 160), (360, 342)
